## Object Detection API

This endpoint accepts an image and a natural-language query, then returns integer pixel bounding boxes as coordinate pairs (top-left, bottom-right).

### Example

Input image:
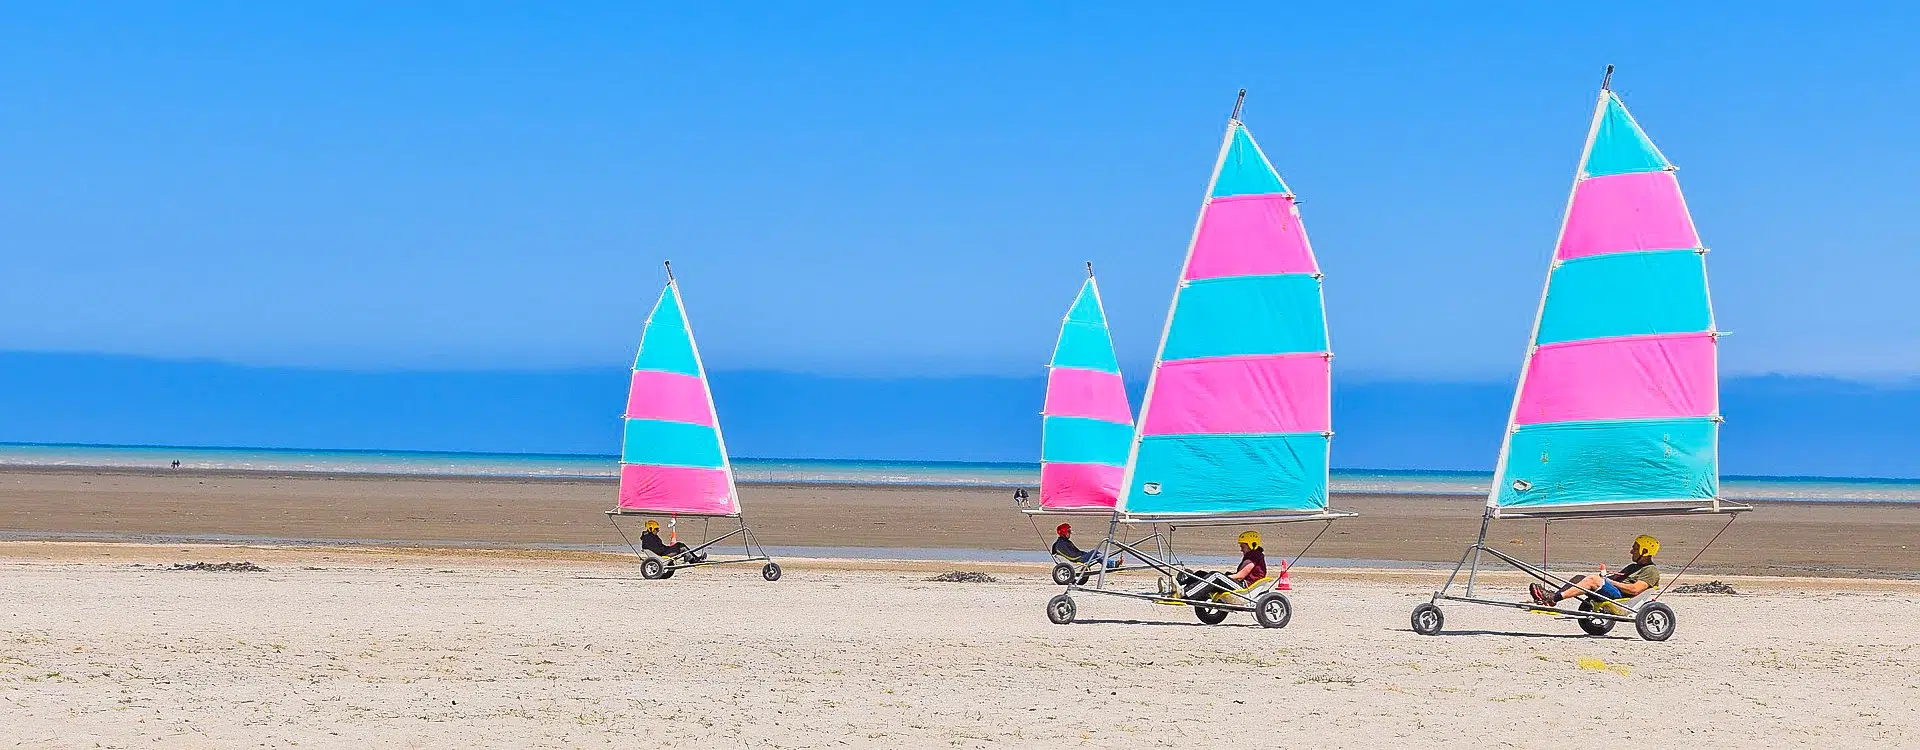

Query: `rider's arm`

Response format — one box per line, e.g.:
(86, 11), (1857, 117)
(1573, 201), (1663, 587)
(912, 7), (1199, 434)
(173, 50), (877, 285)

(1231, 559), (1257, 581)
(1614, 579), (1652, 596)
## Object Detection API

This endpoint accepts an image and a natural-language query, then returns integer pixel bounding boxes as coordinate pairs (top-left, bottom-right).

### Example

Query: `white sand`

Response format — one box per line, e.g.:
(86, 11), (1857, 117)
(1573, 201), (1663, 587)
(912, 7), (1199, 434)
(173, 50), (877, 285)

(2, 555), (1916, 748)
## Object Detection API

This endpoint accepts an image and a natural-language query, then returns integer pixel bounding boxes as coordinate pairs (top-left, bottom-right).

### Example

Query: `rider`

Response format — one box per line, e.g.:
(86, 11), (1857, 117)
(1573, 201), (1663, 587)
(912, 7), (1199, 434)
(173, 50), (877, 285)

(1181, 531), (1269, 599)
(1051, 523), (1121, 568)
(1529, 535), (1661, 606)
(640, 520), (706, 564)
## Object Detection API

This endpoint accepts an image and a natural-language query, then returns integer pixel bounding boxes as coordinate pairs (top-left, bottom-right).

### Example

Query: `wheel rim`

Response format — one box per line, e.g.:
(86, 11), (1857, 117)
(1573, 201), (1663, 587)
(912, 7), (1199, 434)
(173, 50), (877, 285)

(1416, 609), (1437, 631)
(1648, 611), (1671, 635)
(1264, 600), (1284, 620)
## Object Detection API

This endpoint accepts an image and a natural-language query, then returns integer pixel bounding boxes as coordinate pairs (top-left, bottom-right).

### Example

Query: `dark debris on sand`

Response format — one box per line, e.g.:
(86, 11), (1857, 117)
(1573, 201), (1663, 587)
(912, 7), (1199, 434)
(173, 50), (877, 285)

(1671, 580), (1738, 595)
(169, 561), (268, 573)
(927, 571), (996, 583)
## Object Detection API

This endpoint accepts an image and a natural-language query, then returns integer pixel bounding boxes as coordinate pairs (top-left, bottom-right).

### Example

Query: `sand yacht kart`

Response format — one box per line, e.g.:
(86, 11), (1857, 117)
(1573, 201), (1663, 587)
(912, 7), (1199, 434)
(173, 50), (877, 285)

(1043, 509), (1351, 628)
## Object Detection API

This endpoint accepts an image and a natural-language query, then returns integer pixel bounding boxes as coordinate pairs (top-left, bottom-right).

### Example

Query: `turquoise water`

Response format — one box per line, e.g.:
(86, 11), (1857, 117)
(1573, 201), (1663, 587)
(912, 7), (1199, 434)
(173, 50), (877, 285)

(2, 442), (1917, 503)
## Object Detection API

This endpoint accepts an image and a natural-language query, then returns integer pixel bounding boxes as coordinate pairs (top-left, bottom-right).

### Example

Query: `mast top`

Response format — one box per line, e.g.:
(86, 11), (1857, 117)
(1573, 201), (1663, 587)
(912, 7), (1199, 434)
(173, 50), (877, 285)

(1086, 261), (1095, 278)
(1601, 64), (1615, 92)
(1230, 89), (1247, 122)
(663, 260), (675, 282)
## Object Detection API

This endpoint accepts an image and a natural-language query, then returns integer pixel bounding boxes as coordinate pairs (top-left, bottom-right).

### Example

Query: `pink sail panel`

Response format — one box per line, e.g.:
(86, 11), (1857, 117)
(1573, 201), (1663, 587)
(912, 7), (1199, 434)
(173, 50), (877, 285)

(1043, 367), (1131, 424)
(1183, 194), (1319, 281)
(624, 370), (716, 426)
(1039, 461), (1124, 510)
(1557, 171), (1699, 261)
(618, 464), (736, 514)
(1514, 332), (1717, 426)
(1141, 353), (1329, 436)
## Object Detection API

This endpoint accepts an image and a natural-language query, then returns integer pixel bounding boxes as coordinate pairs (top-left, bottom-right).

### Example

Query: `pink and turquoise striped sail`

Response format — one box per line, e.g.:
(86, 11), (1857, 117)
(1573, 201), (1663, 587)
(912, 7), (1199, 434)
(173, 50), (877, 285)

(617, 277), (741, 516)
(1490, 86), (1719, 512)
(1039, 274), (1132, 510)
(1117, 117), (1333, 516)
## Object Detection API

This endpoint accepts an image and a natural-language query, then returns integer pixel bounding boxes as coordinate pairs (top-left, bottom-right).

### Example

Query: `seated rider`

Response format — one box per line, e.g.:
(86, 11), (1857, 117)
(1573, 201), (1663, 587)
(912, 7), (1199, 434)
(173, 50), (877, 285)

(1530, 535), (1661, 606)
(1051, 524), (1121, 568)
(1181, 531), (1269, 599)
(640, 520), (706, 563)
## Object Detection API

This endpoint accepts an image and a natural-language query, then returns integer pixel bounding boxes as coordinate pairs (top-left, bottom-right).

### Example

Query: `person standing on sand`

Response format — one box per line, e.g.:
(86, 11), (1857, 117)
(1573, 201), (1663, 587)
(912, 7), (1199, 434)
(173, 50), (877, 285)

(1530, 535), (1661, 606)
(640, 520), (705, 564)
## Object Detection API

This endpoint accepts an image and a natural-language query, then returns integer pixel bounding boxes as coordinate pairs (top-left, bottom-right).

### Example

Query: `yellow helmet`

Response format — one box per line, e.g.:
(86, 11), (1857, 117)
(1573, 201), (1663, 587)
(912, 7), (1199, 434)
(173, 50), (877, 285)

(1237, 530), (1261, 549)
(1632, 535), (1659, 558)
(644, 520), (660, 532)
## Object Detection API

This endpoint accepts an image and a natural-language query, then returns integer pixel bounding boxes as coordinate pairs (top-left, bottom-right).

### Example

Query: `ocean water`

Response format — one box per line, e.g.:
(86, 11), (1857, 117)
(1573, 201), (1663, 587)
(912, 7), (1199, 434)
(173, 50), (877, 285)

(2, 442), (1917, 504)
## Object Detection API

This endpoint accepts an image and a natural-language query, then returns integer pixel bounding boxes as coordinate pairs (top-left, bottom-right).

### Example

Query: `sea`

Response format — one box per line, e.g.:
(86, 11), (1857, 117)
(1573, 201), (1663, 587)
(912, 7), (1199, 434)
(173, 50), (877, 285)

(2, 442), (1917, 504)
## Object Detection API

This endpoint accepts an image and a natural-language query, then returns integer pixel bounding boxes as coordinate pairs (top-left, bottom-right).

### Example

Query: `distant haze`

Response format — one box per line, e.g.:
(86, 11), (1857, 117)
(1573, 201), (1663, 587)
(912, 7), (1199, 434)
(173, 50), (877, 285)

(1, 352), (1914, 480)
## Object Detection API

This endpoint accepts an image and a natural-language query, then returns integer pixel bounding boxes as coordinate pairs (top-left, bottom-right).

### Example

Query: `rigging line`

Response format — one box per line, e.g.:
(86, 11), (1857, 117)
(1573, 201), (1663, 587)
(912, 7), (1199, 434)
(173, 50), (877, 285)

(607, 516), (645, 561)
(1288, 520), (1336, 568)
(1648, 514), (1738, 604)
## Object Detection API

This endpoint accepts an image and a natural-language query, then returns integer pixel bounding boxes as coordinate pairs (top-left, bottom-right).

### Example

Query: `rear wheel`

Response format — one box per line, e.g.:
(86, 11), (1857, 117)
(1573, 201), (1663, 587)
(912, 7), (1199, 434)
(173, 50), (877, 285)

(762, 562), (782, 582)
(659, 567), (675, 580)
(1194, 605), (1230, 625)
(1410, 603), (1444, 635)
(640, 557), (665, 580)
(1635, 602), (1676, 641)
(1253, 593), (1292, 629)
(1050, 563), (1076, 586)
(1046, 594), (1076, 624)
(1577, 599), (1617, 636)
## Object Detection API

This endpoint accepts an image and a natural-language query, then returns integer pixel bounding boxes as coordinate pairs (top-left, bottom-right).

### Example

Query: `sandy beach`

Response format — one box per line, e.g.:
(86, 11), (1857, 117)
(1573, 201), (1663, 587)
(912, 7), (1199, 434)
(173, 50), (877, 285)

(0, 543), (1915, 748)
(2, 468), (1915, 578)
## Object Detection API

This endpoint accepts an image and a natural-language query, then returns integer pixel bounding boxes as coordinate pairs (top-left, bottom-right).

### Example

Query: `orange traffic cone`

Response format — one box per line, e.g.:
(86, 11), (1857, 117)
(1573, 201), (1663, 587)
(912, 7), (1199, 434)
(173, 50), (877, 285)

(1275, 560), (1293, 591)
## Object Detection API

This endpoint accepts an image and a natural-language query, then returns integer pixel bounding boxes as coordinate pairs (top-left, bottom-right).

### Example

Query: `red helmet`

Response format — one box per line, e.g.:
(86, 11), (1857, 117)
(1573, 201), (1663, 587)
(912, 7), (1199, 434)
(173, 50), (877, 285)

(1056, 523), (1072, 536)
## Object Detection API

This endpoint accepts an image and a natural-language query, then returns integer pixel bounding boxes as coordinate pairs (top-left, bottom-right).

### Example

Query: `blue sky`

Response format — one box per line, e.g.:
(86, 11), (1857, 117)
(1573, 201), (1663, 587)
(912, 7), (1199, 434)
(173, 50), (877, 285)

(3, 3), (1916, 379)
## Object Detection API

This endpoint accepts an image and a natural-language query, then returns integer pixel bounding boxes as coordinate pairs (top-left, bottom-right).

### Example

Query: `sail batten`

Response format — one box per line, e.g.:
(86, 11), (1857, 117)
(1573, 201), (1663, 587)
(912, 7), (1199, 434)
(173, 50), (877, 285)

(1037, 276), (1133, 510)
(617, 278), (740, 516)
(1117, 113), (1334, 519)
(1489, 86), (1719, 514)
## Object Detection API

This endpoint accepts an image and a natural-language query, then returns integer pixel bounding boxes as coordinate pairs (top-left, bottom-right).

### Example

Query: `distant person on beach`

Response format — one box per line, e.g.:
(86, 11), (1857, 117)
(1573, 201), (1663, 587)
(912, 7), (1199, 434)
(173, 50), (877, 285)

(640, 520), (705, 564)
(1180, 531), (1268, 600)
(1530, 535), (1662, 606)
(1051, 524), (1120, 568)
(171, 460), (180, 469)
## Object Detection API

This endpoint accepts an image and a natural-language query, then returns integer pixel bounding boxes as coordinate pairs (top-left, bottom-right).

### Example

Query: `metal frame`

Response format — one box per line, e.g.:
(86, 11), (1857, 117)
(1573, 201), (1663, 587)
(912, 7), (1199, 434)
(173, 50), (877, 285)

(606, 511), (777, 577)
(1425, 503), (1746, 629)
(1058, 511), (1345, 617)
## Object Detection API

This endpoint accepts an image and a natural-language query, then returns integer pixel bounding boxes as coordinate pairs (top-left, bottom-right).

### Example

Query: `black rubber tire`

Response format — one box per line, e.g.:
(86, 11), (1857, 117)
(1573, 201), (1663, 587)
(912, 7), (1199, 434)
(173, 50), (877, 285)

(640, 557), (665, 580)
(1635, 601), (1676, 642)
(1194, 605), (1231, 625)
(1075, 572), (1093, 586)
(1046, 593), (1076, 624)
(1253, 593), (1292, 629)
(1410, 603), (1444, 636)
(1577, 599), (1617, 636)
(762, 562), (782, 582)
(1050, 563), (1076, 586)
(659, 567), (675, 580)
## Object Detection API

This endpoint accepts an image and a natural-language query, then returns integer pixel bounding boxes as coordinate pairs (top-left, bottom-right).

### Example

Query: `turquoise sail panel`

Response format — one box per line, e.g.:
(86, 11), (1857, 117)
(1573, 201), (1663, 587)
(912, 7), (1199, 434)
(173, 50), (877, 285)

(1582, 93), (1669, 178)
(1162, 274), (1327, 360)
(1496, 417), (1717, 508)
(1041, 416), (1134, 466)
(1064, 279), (1106, 325)
(620, 417), (726, 469)
(1124, 433), (1329, 515)
(1211, 125), (1290, 198)
(1052, 320), (1120, 373)
(633, 288), (701, 376)
(1537, 250), (1710, 345)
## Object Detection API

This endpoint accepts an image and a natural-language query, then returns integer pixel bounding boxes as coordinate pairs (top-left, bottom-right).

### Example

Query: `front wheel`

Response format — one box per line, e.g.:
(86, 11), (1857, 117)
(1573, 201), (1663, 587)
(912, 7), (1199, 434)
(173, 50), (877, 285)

(762, 562), (783, 582)
(1253, 593), (1292, 629)
(1410, 603), (1444, 636)
(1577, 599), (1617, 636)
(1194, 605), (1230, 625)
(1634, 601), (1676, 641)
(1046, 594), (1076, 624)
(1050, 563), (1076, 586)
(640, 557), (665, 580)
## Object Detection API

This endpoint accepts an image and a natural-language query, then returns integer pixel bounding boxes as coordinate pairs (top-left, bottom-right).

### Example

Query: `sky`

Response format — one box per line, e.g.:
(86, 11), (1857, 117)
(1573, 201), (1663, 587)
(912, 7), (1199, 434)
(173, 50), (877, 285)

(5, 3), (1918, 380)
